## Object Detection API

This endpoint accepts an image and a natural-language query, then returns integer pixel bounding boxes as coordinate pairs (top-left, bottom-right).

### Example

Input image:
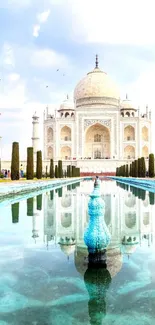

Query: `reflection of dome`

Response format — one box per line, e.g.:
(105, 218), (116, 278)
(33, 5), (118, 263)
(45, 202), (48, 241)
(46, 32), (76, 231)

(74, 56), (120, 107)
(59, 244), (75, 256)
(125, 194), (136, 208)
(59, 237), (76, 256)
(74, 247), (122, 278)
(121, 244), (138, 255)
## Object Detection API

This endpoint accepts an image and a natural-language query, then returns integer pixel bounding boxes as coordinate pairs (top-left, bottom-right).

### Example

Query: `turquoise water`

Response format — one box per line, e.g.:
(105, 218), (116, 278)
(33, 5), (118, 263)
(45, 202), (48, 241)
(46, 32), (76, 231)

(0, 180), (155, 324)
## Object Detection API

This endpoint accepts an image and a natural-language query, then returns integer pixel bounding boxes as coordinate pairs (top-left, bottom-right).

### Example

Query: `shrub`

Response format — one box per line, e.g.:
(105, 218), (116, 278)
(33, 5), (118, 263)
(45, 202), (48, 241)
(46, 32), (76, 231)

(141, 157), (146, 178)
(11, 142), (19, 180)
(55, 165), (58, 178)
(125, 165), (129, 177)
(26, 147), (34, 180)
(50, 159), (54, 178)
(58, 160), (63, 178)
(36, 151), (42, 179)
(149, 153), (154, 178)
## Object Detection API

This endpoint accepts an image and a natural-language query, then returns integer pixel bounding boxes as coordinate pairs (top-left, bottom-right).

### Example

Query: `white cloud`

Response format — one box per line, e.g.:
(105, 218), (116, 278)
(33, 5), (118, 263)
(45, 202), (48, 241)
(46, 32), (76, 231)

(69, 0), (155, 45)
(33, 24), (40, 38)
(30, 49), (68, 68)
(33, 9), (50, 38)
(8, 73), (20, 82)
(1, 43), (15, 68)
(37, 9), (50, 23)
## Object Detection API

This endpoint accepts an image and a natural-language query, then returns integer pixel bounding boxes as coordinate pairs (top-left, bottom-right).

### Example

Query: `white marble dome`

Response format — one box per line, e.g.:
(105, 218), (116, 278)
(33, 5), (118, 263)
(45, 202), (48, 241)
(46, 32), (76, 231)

(74, 59), (120, 105)
(121, 96), (136, 110)
(59, 97), (74, 111)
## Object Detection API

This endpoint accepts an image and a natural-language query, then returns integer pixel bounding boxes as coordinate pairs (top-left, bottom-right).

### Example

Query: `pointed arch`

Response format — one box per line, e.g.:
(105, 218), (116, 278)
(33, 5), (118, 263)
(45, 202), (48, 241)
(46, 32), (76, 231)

(47, 127), (53, 142)
(61, 126), (71, 141)
(124, 145), (135, 159)
(60, 146), (71, 160)
(124, 125), (135, 141)
(85, 123), (110, 159)
(142, 126), (149, 141)
(142, 145), (149, 158)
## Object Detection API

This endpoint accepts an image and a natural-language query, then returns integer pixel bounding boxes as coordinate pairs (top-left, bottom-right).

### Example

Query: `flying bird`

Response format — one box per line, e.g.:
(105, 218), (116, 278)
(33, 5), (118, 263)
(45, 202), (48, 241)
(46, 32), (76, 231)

(56, 69), (59, 71)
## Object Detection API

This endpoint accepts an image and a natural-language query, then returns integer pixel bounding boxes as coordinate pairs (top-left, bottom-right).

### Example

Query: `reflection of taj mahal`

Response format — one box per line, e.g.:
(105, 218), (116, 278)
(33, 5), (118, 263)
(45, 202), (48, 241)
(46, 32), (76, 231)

(42, 56), (152, 173)
(32, 181), (155, 279)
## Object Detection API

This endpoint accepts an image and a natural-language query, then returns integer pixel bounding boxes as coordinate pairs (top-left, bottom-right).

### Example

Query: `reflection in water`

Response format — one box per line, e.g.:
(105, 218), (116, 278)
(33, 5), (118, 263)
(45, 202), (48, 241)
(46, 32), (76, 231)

(84, 262), (111, 325)
(27, 197), (34, 216)
(37, 194), (42, 211)
(1, 180), (155, 324)
(11, 202), (19, 223)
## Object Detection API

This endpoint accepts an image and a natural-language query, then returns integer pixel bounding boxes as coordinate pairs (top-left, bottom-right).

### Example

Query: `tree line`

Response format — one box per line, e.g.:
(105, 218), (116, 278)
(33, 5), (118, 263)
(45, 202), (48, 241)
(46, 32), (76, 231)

(10, 142), (80, 180)
(116, 153), (154, 178)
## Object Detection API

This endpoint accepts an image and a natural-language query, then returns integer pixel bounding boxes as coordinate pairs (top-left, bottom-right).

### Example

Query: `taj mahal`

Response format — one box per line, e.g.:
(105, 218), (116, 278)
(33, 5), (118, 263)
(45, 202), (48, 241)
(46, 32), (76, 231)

(40, 55), (152, 174)
(1, 55), (152, 174)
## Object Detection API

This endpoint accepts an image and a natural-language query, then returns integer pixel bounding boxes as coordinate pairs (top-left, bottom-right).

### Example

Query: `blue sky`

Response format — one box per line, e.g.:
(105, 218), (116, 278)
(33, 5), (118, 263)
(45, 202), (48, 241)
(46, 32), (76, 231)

(0, 0), (155, 159)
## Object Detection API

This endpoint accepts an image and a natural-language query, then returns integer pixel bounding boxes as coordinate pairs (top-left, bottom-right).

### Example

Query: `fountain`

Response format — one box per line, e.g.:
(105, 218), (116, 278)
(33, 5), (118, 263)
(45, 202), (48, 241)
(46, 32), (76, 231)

(84, 177), (111, 265)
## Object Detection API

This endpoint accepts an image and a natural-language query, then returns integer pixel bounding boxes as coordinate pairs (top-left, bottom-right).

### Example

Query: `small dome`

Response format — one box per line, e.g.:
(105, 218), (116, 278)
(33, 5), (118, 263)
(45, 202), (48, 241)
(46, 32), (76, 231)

(59, 96), (74, 111)
(121, 95), (136, 110)
(74, 56), (120, 106)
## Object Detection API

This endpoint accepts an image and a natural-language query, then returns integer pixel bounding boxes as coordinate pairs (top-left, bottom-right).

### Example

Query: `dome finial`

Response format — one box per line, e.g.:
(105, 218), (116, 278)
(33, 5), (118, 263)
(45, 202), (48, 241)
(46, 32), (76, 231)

(126, 93), (128, 100)
(95, 54), (99, 68)
(67, 94), (69, 100)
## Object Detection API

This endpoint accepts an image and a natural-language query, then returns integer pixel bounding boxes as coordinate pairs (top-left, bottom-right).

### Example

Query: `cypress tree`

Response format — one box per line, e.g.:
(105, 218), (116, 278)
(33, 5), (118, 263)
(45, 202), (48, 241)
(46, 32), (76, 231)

(26, 147), (34, 180)
(141, 157), (146, 178)
(69, 165), (72, 177)
(149, 153), (154, 178)
(36, 151), (42, 179)
(45, 165), (48, 178)
(129, 164), (132, 177)
(27, 198), (34, 216)
(125, 165), (129, 177)
(55, 165), (58, 178)
(11, 202), (19, 223)
(49, 159), (54, 178)
(58, 160), (63, 178)
(37, 194), (42, 210)
(135, 160), (138, 177)
(138, 158), (141, 177)
(11, 142), (19, 180)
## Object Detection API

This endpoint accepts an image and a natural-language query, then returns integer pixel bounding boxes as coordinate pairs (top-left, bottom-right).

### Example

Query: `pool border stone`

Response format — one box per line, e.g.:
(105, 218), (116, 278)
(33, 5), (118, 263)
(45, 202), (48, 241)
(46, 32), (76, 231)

(0, 177), (83, 200)
(107, 176), (155, 193)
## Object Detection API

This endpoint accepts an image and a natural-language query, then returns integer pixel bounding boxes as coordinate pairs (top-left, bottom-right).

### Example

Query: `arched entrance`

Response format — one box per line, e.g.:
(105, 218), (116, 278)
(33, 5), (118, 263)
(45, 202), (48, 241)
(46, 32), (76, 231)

(61, 146), (71, 160)
(85, 123), (110, 159)
(142, 126), (149, 141)
(124, 125), (135, 141)
(142, 146), (148, 158)
(124, 145), (135, 159)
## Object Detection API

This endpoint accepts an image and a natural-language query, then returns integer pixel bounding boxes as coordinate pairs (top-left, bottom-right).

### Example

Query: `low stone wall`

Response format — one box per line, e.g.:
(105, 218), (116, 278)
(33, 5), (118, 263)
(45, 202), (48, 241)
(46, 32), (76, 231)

(0, 177), (83, 200)
(109, 176), (155, 193)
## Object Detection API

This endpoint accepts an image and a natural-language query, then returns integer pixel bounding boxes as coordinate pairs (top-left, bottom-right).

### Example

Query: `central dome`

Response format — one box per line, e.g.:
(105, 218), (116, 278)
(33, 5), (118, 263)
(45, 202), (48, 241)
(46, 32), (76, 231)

(74, 56), (120, 107)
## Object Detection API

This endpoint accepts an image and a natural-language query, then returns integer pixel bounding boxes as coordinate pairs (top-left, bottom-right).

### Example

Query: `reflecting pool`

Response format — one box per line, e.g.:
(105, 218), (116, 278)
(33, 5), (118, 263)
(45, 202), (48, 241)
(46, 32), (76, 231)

(0, 179), (155, 325)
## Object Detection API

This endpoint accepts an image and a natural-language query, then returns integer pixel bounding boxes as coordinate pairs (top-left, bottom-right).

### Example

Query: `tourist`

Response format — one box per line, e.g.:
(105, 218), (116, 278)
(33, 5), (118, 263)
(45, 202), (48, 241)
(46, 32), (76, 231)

(20, 164), (24, 178)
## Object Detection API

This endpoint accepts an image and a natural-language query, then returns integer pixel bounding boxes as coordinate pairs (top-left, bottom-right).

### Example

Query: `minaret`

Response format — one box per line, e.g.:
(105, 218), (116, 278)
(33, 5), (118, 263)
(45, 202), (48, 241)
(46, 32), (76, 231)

(32, 111), (40, 160)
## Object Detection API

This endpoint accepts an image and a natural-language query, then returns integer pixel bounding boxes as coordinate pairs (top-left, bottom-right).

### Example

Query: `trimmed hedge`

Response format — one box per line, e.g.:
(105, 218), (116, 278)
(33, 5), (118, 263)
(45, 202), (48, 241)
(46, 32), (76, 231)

(36, 150), (42, 179)
(26, 147), (34, 180)
(11, 142), (19, 180)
